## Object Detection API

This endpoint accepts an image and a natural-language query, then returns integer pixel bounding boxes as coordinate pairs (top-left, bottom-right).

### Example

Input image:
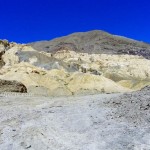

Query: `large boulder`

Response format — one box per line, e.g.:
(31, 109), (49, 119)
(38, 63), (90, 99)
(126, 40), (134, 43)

(0, 79), (27, 93)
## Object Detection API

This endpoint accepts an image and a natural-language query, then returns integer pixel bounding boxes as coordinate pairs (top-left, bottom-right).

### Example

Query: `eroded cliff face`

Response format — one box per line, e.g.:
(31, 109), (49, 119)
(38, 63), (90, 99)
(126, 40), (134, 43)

(0, 31), (150, 95)
(0, 41), (150, 96)
(0, 40), (7, 68)
(0, 40), (17, 68)
(0, 51), (5, 69)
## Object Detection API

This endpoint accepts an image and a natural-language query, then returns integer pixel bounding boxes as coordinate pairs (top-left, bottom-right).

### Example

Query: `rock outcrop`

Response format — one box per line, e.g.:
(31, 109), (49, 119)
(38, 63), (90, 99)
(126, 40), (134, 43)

(0, 31), (150, 96)
(0, 40), (7, 68)
(0, 79), (27, 93)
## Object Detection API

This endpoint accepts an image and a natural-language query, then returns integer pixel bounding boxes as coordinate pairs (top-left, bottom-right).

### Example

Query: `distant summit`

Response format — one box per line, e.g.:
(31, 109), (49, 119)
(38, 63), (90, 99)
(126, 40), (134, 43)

(29, 30), (150, 59)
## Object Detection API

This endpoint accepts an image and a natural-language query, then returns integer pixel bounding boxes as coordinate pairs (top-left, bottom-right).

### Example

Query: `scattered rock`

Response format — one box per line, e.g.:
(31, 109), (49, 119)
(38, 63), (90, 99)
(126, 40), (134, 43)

(105, 86), (150, 125)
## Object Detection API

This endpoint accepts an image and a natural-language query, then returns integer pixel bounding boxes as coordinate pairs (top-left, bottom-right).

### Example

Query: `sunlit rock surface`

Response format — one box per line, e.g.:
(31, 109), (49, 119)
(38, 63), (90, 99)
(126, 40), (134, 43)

(0, 31), (150, 95)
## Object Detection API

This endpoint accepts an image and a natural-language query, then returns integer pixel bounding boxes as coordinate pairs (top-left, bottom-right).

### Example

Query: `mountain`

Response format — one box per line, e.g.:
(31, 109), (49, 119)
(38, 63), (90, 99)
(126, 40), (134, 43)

(0, 30), (150, 96)
(30, 30), (150, 59)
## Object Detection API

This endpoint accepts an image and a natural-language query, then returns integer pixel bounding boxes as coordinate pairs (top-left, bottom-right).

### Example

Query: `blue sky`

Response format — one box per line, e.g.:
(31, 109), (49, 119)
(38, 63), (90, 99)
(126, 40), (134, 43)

(0, 0), (150, 43)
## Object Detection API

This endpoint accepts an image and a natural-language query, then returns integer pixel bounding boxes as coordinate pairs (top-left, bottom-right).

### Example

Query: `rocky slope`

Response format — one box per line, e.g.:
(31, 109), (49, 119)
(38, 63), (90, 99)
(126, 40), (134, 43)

(30, 30), (150, 59)
(0, 31), (150, 96)
(105, 86), (150, 126)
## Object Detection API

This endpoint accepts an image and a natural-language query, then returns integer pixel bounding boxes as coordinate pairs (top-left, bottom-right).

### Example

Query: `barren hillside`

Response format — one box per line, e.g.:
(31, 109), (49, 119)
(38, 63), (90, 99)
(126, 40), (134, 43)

(0, 31), (150, 96)
(30, 30), (150, 59)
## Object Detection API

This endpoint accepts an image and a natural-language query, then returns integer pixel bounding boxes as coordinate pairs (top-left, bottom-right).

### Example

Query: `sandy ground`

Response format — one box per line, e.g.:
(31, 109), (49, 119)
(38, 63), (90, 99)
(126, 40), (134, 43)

(0, 93), (150, 150)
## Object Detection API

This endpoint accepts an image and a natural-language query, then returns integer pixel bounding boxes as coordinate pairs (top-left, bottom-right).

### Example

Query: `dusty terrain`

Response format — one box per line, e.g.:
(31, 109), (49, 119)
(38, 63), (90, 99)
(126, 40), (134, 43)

(0, 88), (150, 150)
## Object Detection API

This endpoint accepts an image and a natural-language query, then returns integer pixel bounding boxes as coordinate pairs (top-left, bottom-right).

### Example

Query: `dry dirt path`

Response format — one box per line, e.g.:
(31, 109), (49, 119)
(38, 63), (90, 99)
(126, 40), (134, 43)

(0, 93), (150, 150)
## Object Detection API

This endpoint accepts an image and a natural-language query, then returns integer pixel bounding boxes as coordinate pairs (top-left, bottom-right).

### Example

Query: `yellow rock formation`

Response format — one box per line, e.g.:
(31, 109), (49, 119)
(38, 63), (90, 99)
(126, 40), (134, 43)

(0, 45), (150, 96)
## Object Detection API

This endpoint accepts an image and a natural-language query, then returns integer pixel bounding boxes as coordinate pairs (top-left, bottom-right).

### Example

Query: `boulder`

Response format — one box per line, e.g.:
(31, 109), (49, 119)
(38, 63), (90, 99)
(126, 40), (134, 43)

(0, 79), (27, 93)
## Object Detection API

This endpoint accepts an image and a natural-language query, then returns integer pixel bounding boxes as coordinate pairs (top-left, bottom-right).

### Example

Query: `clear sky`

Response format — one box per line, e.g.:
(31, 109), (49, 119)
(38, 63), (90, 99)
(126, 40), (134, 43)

(0, 0), (150, 43)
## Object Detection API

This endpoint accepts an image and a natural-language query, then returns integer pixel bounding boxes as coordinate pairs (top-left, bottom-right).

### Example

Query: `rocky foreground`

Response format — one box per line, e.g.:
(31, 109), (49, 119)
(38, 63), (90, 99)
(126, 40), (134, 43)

(0, 87), (150, 150)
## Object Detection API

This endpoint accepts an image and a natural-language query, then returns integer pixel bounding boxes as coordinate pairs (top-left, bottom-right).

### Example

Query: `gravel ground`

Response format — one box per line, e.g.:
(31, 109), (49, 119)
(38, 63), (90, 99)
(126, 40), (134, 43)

(0, 91), (150, 150)
(105, 86), (150, 126)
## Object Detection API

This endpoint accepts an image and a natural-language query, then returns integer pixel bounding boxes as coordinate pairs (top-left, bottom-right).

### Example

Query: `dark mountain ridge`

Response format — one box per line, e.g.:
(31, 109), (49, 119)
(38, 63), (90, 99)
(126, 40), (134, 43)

(29, 30), (150, 59)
